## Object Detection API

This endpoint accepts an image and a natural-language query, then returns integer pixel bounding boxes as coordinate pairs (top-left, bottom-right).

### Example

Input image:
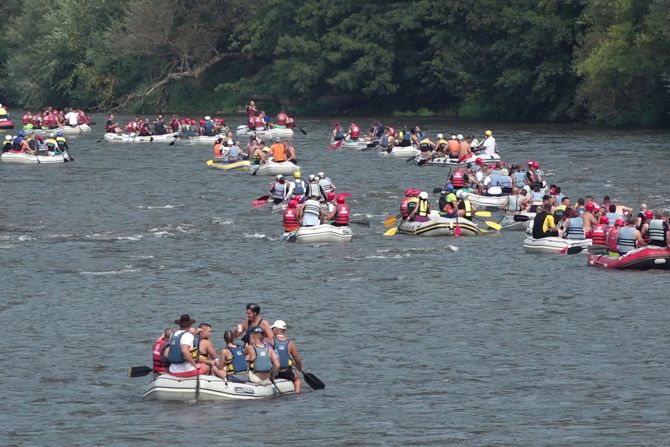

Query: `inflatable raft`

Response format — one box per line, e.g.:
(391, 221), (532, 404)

(103, 132), (179, 143)
(250, 160), (300, 176)
(1, 150), (71, 164)
(417, 152), (502, 167)
(236, 125), (294, 139)
(379, 146), (420, 158)
(144, 374), (295, 401)
(0, 117), (14, 129)
(330, 138), (369, 150)
(587, 246), (670, 270)
(523, 237), (592, 254)
(206, 159), (250, 171)
(461, 192), (508, 210)
(284, 224), (353, 243)
(501, 212), (536, 231)
(185, 134), (228, 144)
(397, 213), (479, 237)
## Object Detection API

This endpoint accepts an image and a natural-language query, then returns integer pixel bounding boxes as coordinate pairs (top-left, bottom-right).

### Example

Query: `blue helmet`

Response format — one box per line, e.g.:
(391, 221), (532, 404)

(56, 131), (63, 137)
(17, 130), (25, 137)
(445, 183), (454, 192)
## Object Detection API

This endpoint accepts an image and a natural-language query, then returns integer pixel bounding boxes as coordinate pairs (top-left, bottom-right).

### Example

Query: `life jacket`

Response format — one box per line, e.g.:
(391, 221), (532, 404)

(606, 212), (622, 226)
(648, 219), (668, 247)
(271, 143), (286, 162)
(508, 195), (521, 213)
(152, 339), (170, 373)
(254, 116), (264, 129)
(214, 142), (223, 158)
(271, 181), (286, 200)
(436, 138), (448, 151)
(606, 227), (619, 252)
(400, 197), (411, 218)
(417, 198), (430, 217)
(166, 331), (188, 364)
(565, 217), (585, 240)
(334, 128), (345, 140)
(292, 179), (306, 196)
(419, 138), (432, 150)
(512, 171), (526, 187)
(350, 124), (360, 139)
(617, 226), (637, 254)
(126, 121), (136, 133)
(402, 132), (411, 144)
(307, 182), (322, 199)
(22, 114), (31, 124)
(203, 121), (215, 136)
(284, 207), (299, 231)
(591, 224), (607, 245)
(303, 199), (321, 217)
(252, 345), (272, 372)
(335, 203), (350, 225)
(225, 345), (248, 373)
(12, 137), (24, 151)
(406, 197), (419, 216)
(448, 139), (459, 155)
(462, 199), (472, 218)
(277, 112), (287, 125)
(56, 136), (67, 150)
(451, 169), (465, 187)
(274, 337), (293, 369)
(387, 127), (395, 137)
(45, 138), (57, 151)
(31, 116), (42, 126)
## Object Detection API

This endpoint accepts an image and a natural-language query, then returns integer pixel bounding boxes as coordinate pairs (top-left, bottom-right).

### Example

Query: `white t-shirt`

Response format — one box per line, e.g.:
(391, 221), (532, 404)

(482, 137), (496, 155)
(168, 330), (196, 373)
(475, 171), (484, 183)
(64, 111), (79, 126)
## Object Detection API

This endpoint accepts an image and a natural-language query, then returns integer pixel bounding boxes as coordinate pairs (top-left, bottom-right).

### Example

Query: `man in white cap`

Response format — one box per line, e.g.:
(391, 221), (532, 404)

(457, 133), (472, 162)
(270, 320), (303, 393)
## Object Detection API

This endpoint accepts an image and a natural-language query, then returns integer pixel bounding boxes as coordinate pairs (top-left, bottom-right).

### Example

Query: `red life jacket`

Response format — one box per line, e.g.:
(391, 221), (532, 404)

(284, 208), (299, 231)
(400, 198), (410, 218)
(350, 125), (360, 139)
(254, 116), (264, 129)
(22, 114), (31, 124)
(152, 339), (169, 373)
(31, 116), (42, 125)
(388, 127), (395, 137)
(180, 119), (189, 125)
(451, 169), (465, 187)
(43, 114), (57, 127)
(592, 224), (606, 245)
(335, 204), (350, 225)
(606, 227), (619, 251)
(126, 121), (136, 132)
(277, 112), (287, 125)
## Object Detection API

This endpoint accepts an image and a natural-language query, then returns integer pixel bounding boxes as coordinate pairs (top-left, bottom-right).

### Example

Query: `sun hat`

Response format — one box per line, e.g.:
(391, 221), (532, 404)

(271, 320), (287, 330)
(174, 314), (196, 327)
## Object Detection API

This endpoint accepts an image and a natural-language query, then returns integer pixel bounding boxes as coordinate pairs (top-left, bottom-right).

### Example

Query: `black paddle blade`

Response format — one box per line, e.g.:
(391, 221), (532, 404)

(302, 371), (325, 390)
(566, 246), (585, 255)
(513, 214), (530, 222)
(432, 187), (443, 193)
(128, 365), (153, 378)
(299, 127), (307, 135)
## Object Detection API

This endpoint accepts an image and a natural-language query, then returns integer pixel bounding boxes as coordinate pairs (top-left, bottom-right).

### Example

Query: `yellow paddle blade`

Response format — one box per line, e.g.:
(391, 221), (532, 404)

(383, 227), (398, 237)
(485, 220), (502, 231)
(383, 215), (397, 228)
(474, 210), (491, 217)
(206, 159), (214, 166)
(479, 228), (489, 234)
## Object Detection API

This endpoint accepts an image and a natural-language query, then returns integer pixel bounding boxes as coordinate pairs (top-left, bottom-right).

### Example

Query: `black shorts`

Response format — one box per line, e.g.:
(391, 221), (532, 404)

(276, 368), (295, 381)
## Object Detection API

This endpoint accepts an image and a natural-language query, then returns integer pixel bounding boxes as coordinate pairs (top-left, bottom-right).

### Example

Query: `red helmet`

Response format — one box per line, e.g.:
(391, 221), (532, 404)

(527, 160), (534, 166)
(336, 195), (346, 204)
(585, 202), (596, 212)
(475, 158), (483, 165)
(599, 215), (609, 224)
(327, 192), (335, 201)
(615, 218), (625, 227)
(288, 200), (297, 208)
(404, 188), (413, 197)
(533, 161), (540, 169)
(644, 210), (654, 219)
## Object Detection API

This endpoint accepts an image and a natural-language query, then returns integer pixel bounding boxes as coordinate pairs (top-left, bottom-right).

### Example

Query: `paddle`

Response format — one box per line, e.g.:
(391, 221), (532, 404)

(565, 246), (586, 255)
(350, 219), (370, 227)
(406, 154), (418, 163)
(252, 195), (271, 208)
(128, 365), (153, 378)
(588, 244), (608, 254)
(384, 214), (400, 228)
(513, 214), (531, 222)
(328, 139), (344, 151)
(474, 210), (492, 218)
(285, 230), (298, 242)
(298, 126), (307, 135)
(297, 367), (325, 390)
(383, 227), (398, 237)
(270, 378), (283, 395)
(65, 149), (73, 162)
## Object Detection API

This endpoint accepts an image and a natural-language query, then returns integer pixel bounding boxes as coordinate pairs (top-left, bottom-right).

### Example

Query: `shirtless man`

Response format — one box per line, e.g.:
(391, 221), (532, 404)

(233, 303), (274, 345)
(582, 201), (599, 238)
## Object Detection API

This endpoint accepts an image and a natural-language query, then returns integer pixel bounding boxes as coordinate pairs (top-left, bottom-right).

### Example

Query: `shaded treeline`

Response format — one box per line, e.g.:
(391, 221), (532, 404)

(0, 0), (668, 125)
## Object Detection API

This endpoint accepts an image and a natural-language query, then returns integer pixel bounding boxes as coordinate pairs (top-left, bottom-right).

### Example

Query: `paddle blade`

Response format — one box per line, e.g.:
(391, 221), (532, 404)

(513, 214), (530, 222)
(128, 366), (153, 378)
(206, 160), (214, 166)
(383, 216), (398, 228)
(383, 227), (398, 237)
(485, 220), (502, 231)
(299, 127), (307, 135)
(566, 246), (585, 255)
(432, 187), (444, 193)
(302, 371), (325, 390)
(455, 223), (461, 237)
(252, 199), (270, 208)
(474, 210), (492, 218)
(587, 244), (608, 254)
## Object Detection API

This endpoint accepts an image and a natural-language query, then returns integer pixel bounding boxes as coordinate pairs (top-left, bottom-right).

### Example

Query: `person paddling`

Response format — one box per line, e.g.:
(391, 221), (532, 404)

(270, 320), (302, 393)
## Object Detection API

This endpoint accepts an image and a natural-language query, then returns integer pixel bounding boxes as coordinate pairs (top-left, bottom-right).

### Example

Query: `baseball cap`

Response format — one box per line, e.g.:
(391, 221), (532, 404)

(271, 320), (287, 330)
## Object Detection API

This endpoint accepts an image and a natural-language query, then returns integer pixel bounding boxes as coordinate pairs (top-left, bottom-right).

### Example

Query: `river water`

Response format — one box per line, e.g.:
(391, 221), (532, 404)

(1, 117), (669, 446)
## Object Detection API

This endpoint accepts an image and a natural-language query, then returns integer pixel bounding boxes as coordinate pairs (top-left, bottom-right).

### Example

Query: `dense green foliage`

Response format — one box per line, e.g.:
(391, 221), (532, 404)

(1, 0), (669, 125)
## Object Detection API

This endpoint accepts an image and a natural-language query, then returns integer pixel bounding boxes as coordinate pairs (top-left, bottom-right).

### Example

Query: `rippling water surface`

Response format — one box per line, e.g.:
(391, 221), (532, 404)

(1, 117), (669, 446)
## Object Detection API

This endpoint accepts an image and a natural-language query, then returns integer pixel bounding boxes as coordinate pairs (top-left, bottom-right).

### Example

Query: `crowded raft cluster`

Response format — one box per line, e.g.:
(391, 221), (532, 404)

(132, 305), (324, 401)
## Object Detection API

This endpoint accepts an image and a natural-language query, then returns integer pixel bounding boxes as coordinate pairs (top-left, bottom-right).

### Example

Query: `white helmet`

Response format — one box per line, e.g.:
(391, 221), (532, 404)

(205, 115), (211, 120)
(436, 133), (443, 139)
(276, 174), (283, 180)
(308, 174), (315, 181)
(5, 135), (11, 141)
(450, 134), (456, 139)
(456, 190), (464, 199)
(456, 134), (463, 140)
(318, 171), (324, 178)
(419, 191), (428, 199)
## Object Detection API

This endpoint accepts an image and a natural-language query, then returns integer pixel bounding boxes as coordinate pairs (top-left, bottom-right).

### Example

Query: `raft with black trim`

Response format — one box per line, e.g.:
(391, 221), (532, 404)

(501, 212), (536, 231)
(330, 138), (369, 150)
(417, 152), (502, 167)
(587, 246), (670, 270)
(236, 125), (294, 139)
(378, 146), (420, 158)
(397, 212), (479, 237)
(103, 132), (179, 143)
(143, 374), (295, 401)
(523, 237), (592, 254)
(284, 224), (353, 243)
(249, 160), (300, 176)
(1, 150), (71, 164)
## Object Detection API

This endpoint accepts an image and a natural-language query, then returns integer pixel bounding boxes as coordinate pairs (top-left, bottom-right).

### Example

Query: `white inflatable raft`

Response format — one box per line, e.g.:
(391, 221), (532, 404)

(1, 150), (71, 164)
(143, 374), (295, 401)
(378, 146), (421, 158)
(22, 124), (91, 136)
(500, 212), (536, 231)
(523, 237), (592, 254)
(419, 152), (502, 167)
(398, 213), (479, 237)
(236, 125), (294, 139)
(284, 224), (353, 243)
(103, 132), (179, 143)
(250, 160), (300, 176)
(330, 138), (369, 150)
(461, 192), (508, 209)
